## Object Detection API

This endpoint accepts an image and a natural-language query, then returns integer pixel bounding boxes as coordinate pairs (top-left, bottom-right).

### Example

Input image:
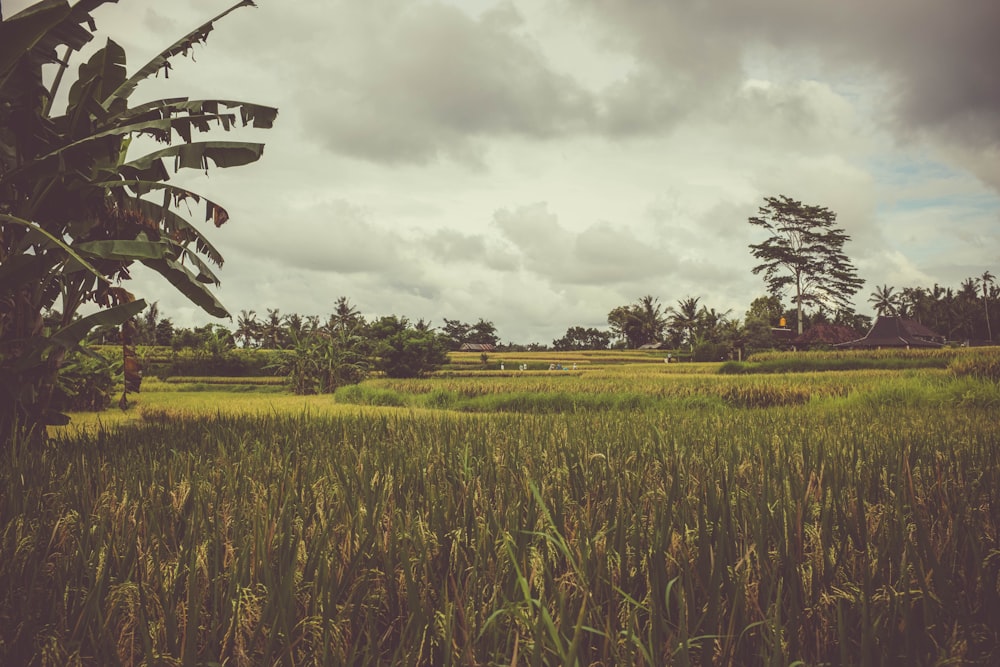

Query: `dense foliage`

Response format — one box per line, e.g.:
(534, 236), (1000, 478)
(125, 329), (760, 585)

(748, 195), (865, 335)
(0, 0), (274, 441)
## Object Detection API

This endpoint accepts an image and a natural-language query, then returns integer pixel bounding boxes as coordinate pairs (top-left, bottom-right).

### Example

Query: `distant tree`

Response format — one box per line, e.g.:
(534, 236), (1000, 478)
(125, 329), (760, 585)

(326, 296), (365, 334)
(201, 324), (235, 356)
(277, 328), (367, 395)
(954, 277), (984, 340)
(553, 326), (611, 351)
(833, 310), (872, 335)
(235, 310), (261, 348)
(745, 295), (784, 326)
(635, 296), (668, 346)
(154, 318), (175, 347)
(979, 270), (995, 341)
(743, 317), (775, 355)
(868, 285), (901, 317)
(441, 318), (472, 350)
(440, 318), (498, 349)
(137, 302), (161, 346)
(748, 196), (864, 335)
(668, 297), (702, 351)
(608, 296), (666, 348)
(171, 328), (202, 351)
(607, 305), (639, 348)
(368, 316), (448, 378)
(469, 319), (499, 346)
(260, 309), (288, 349)
(696, 307), (733, 345)
(898, 287), (928, 321)
(284, 313), (309, 342)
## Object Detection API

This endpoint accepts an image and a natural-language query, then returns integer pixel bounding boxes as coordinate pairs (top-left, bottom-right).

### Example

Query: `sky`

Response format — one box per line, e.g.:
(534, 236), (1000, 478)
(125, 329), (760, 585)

(9, 0), (1000, 344)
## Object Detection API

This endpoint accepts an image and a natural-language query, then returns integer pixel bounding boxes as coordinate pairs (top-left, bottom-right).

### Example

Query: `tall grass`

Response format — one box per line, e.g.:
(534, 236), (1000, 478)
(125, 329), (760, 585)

(4, 378), (999, 665)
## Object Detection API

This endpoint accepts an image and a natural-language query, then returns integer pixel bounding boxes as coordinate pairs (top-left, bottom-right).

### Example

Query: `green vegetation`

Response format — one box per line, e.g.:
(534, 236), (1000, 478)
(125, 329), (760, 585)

(748, 195), (865, 335)
(0, 0), (275, 441)
(2, 349), (998, 665)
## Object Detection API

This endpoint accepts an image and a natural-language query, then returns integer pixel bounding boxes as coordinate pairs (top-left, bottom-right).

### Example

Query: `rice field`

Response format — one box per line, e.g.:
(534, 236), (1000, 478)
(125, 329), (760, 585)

(2, 351), (999, 665)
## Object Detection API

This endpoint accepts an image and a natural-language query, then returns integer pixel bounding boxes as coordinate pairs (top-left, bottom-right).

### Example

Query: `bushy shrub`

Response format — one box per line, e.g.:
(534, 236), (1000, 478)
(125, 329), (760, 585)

(375, 329), (449, 378)
(51, 352), (118, 412)
(692, 342), (730, 362)
(275, 333), (368, 395)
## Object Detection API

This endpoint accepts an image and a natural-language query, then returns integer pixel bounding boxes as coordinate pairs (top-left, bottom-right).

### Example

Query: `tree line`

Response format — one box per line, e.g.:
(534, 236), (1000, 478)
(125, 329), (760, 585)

(113, 265), (997, 367)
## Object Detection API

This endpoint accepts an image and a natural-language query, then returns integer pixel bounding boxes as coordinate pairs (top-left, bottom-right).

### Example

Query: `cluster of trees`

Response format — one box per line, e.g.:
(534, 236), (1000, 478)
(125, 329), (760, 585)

(605, 296), (739, 352)
(869, 272), (997, 342)
(106, 296), (467, 386)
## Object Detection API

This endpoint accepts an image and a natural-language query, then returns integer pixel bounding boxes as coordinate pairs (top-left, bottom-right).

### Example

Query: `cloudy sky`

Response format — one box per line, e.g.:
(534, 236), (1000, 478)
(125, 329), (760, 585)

(11, 0), (1000, 343)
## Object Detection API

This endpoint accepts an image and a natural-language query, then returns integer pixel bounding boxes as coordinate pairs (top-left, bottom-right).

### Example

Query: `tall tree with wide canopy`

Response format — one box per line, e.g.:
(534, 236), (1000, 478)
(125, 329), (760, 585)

(0, 0), (276, 441)
(748, 195), (864, 335)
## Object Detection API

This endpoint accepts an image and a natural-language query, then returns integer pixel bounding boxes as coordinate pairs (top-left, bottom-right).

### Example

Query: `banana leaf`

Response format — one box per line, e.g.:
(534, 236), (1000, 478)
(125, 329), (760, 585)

(104, 0), (257, 106)
(143, 257), (229, 317)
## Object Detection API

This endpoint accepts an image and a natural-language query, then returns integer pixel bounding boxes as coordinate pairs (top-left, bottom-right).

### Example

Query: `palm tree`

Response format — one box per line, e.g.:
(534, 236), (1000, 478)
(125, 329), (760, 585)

(235, 310), (260, 348)
(868, 285), (900, 317)
(899, 287), (928, 322)
(979, 271), (995, 341)
(261, 309), (287, 349)
(635, 295), (667, 347)
(697, 307), (733, 344)
(326, 296), (364, 334)
(137, 301), (161, 346)
(669, 297), (703, 351)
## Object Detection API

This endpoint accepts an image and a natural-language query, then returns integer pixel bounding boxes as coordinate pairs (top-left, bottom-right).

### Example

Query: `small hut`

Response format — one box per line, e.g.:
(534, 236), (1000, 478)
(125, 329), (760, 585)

(834, 316), (944, 349)
(459, 343), (495, 352)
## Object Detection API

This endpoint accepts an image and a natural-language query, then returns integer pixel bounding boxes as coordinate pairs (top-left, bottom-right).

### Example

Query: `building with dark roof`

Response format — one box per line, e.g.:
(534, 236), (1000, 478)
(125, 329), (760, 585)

(834, 316), (945, 349)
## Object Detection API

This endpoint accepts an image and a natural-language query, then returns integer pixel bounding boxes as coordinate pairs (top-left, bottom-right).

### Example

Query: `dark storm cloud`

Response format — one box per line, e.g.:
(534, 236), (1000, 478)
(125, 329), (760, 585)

(574, 0), (1000, 169)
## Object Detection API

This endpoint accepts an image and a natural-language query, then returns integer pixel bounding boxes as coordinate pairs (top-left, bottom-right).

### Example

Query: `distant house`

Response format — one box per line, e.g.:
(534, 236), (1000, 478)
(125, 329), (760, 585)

(834, 316), (945, 349)
(459, 343), (495, 352)
(793, 324), (859, 349)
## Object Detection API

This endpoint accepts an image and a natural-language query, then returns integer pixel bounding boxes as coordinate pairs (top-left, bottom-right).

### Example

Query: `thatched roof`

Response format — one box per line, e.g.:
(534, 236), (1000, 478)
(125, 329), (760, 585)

(835, 316), (944, 348)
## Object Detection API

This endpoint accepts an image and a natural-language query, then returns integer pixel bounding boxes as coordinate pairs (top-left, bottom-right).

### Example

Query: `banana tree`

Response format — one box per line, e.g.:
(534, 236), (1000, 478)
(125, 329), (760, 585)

(0, 0), (276, 441)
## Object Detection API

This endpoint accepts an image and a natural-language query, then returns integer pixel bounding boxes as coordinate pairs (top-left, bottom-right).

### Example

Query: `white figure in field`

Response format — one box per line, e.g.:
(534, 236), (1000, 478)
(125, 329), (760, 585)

(572, 363), (577, 370)
(500, 362), (504, 371)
